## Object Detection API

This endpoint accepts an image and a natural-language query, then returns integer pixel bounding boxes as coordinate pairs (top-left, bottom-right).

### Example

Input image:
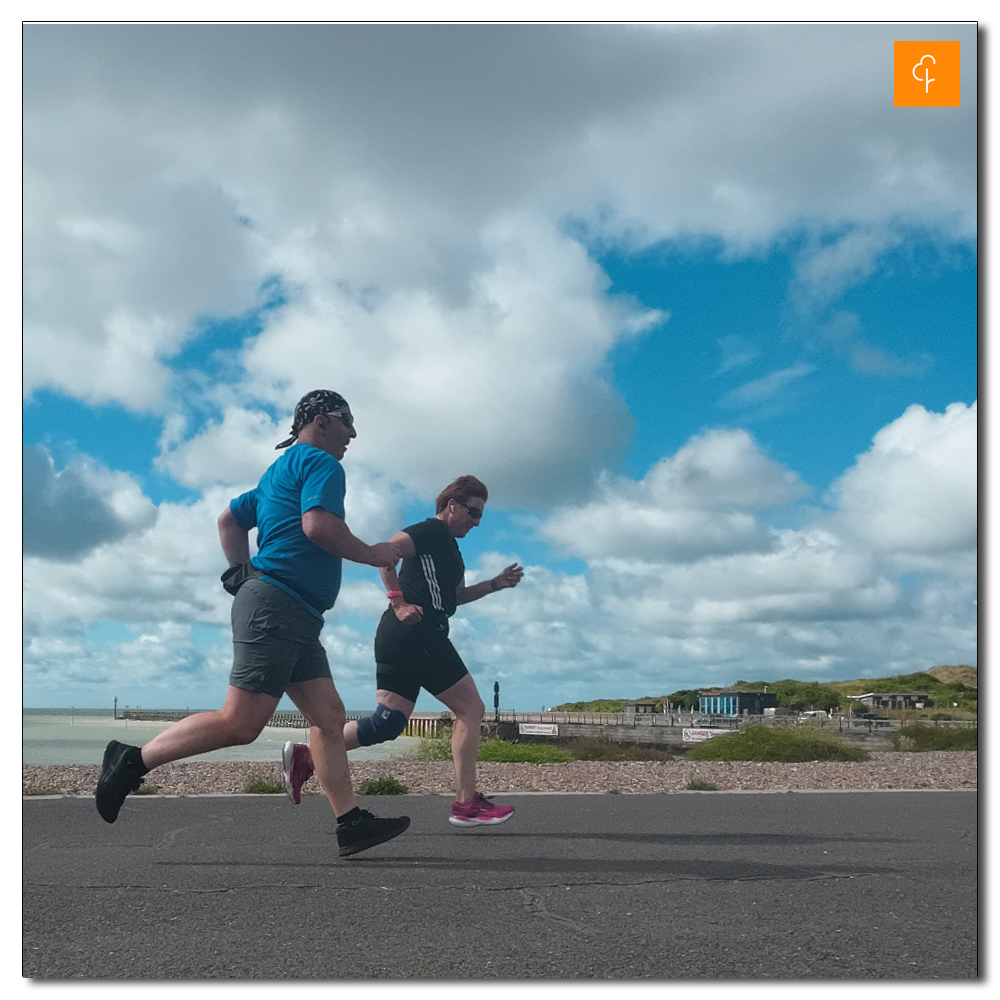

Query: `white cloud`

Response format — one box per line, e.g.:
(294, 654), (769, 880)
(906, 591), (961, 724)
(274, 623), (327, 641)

(239, 213), (660, 505)
(20, 25), (977, 707)
(22, 445), (158, 560)
(540, 428), (809, 561)
(719, 362), (817, 409)
(23, 23), (975, 422)
(831, 401), (977, 555)
(155, 406), (281, 491)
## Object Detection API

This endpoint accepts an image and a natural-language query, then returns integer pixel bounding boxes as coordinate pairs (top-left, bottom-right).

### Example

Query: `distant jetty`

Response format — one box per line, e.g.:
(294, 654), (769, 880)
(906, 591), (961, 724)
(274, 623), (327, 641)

(116, 708), (446, 737)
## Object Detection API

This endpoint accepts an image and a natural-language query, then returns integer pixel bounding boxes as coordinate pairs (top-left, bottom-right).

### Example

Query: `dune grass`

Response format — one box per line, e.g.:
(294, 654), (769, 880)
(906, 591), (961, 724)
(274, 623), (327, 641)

(356, 775), (409, 795)
(891, 724), (977, 752)
(685, 723), (868, 762)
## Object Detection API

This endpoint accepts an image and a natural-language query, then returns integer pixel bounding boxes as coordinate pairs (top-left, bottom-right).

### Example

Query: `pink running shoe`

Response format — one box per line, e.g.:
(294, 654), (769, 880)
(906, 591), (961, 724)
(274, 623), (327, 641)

(281, 741), (314, 805)
(449, 792), (515, 827)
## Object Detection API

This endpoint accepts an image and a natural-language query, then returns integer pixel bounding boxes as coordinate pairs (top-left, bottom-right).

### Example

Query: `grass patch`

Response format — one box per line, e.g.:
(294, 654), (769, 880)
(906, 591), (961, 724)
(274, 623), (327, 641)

(133, 783), (160, 795)
(685, 723), (869, 762)
(566, 736), (676, 762)
(23, 785), (61, 796)
(686, 779), (719, 791)
(244, 776), (285, 794)
(355, 775), (409, 795)
(415, 735), (453, 761)
(891, 724), (977, 752)
(477, 739), (574, 763)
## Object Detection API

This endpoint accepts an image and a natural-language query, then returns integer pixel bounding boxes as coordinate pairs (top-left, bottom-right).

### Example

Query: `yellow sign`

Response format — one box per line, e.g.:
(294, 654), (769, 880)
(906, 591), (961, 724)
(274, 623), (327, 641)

(894, 41), (960, 107)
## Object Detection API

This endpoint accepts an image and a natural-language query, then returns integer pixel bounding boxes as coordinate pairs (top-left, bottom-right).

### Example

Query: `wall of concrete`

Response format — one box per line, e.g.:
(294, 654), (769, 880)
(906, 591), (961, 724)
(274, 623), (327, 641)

(486, 718), (896, 751)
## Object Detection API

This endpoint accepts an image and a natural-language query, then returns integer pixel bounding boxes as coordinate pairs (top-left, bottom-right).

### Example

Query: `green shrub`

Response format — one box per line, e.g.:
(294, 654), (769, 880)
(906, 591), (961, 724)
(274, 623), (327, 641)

(685, 723), (868, 762)
(244, 776), (284, 794)
(477, 739), (573, 763)
(415, 735), (454, 761)
(133, 783), (160, 795)
(891, 724), (977, 752)
(567, 736), (676, 762)
(356, 775), (409, 795)
(549, 699), (627, 712)
(686, 779), (719, 791)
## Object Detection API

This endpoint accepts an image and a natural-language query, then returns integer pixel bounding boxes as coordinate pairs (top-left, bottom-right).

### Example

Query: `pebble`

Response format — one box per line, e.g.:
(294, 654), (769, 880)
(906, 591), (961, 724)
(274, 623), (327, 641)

(22, 750), (977, 797)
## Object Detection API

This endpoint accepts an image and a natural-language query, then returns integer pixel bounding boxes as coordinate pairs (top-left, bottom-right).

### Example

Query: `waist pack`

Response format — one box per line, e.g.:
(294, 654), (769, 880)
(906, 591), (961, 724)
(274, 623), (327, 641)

(221, 561), (325, 616)
(221, 560), (261, 596)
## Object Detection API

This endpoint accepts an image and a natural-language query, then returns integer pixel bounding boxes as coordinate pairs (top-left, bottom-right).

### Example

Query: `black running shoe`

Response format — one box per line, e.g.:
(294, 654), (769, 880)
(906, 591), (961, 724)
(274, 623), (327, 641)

(95, 740), (147, 823)
(337, 809), (410, 857)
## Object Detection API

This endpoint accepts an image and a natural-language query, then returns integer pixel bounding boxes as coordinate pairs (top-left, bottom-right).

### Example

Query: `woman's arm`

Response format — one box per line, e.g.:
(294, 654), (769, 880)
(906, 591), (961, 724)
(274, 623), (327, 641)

(381, 531), (424, 625)
(455, 563), (524, 605)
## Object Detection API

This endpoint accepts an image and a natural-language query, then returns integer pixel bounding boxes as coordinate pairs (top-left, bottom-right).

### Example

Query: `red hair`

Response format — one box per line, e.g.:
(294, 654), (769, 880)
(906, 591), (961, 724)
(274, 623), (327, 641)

(435, 475), (488, 514)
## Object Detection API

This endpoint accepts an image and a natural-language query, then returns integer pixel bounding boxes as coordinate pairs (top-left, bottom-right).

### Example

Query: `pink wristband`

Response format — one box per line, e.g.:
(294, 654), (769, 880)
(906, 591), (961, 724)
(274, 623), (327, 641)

(386, 590), (403, 599)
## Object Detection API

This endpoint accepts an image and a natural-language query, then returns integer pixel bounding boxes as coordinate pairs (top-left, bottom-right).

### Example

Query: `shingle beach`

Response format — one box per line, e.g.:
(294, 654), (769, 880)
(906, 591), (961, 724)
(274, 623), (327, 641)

(23, 750), (976, 797)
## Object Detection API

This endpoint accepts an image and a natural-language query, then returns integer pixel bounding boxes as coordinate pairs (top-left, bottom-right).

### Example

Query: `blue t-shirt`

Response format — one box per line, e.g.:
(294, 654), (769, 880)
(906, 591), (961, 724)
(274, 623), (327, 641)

(229, 444), (346, 618)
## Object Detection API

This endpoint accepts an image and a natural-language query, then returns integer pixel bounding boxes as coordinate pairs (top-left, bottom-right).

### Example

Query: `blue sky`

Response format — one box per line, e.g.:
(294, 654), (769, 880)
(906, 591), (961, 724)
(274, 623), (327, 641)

(22, 22), (978, 711)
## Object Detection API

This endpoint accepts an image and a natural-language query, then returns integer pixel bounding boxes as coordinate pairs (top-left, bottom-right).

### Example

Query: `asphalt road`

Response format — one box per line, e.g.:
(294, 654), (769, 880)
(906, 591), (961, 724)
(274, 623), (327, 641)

(23, 790), (977, 979)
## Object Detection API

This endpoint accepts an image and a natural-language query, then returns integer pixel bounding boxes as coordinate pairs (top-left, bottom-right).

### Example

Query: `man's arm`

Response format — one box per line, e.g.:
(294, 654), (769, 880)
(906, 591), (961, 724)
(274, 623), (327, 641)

(456, 563), (524, 605)
(301, 507), (402, 568)
(218, 507), (251, 565)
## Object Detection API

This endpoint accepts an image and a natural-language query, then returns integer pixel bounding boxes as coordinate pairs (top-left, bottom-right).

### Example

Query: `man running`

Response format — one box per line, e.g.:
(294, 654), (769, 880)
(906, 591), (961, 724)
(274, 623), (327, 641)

(95, 390), (410, 857)
(281, 475), (523, 827)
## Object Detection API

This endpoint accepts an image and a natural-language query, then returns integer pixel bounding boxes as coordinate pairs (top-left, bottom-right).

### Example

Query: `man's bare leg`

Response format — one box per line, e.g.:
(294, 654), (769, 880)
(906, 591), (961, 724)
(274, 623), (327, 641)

(286, 677), (358, 817)
(141, 686), (278, 770)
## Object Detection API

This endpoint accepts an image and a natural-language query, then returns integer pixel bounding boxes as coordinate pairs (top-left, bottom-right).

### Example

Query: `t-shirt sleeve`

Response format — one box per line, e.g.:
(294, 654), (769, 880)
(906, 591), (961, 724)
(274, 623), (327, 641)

(300, 452), (346, 519)
(230, 490), (259, 530)
(404, 518), (441, 555)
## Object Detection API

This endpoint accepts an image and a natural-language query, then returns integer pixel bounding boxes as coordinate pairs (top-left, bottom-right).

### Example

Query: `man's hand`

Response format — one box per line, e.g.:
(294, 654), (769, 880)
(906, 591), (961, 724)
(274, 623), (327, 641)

(368, 541), (404, 568)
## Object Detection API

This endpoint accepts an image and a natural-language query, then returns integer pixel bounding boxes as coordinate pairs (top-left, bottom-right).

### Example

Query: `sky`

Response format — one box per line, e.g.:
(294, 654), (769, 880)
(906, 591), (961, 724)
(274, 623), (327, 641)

(21, 21), (979, 712)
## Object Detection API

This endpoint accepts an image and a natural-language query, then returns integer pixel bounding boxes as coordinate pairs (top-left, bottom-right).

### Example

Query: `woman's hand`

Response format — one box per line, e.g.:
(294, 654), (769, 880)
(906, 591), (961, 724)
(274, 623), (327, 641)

(493, 563), (524, 590)
(393, 601), (424, 625)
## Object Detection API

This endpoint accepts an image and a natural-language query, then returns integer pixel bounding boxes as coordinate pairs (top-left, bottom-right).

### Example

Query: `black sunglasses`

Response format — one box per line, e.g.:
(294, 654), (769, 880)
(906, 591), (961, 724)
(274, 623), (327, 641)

(454, 500), (483, 521)
(325, 408), (354, 428)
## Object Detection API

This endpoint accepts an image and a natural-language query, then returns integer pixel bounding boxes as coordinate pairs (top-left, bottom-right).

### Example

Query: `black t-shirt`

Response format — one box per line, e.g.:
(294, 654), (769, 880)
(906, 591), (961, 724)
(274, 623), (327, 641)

(397, 517), (465, 619)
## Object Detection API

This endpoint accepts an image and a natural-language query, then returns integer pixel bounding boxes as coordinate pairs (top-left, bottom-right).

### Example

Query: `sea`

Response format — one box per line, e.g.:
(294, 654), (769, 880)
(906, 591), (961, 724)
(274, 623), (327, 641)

(22, 708), (422, 766)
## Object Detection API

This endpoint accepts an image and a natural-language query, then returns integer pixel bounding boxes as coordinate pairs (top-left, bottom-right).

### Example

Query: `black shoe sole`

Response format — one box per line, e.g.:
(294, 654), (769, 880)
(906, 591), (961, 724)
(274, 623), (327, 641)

(338, 817), (410, 857)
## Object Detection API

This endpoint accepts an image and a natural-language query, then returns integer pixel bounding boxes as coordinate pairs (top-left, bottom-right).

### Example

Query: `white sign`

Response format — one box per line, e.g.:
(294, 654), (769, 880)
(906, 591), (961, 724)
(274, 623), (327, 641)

(683, 728), (730, 742)
(519, 723), (559, 736)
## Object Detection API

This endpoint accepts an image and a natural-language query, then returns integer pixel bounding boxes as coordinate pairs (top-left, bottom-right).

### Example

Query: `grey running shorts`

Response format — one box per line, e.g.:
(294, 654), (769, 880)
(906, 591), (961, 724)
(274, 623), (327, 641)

(230, 578), (332, 699)
(373, 609), (469, 703)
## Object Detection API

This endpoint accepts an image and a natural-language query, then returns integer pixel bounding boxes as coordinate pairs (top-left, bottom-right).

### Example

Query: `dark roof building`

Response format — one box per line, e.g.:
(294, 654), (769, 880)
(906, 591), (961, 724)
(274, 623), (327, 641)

(699, 689), (779, 717)
(846, 692), (931, 710)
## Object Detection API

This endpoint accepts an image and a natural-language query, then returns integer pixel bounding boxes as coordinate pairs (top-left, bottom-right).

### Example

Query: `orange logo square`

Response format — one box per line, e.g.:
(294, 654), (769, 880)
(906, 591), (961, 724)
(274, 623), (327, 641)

(894, 41), (960, 107)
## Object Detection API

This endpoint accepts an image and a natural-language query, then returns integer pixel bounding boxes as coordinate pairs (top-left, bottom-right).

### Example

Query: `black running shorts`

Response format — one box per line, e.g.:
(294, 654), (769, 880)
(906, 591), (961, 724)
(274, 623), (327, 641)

(373, 609), (469, 703)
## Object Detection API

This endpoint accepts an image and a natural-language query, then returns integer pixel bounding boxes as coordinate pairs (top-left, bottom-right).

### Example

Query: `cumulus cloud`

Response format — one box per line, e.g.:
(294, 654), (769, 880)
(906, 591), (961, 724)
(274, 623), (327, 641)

(21, 25), (977, 706)
(831, 401), (977, 554)
(540, 428), (809, 562)
(239, 214), (659, 505)
(23, 445), (158, 560)
(23, 23), (976, 424)
(155, 406), (282, 490)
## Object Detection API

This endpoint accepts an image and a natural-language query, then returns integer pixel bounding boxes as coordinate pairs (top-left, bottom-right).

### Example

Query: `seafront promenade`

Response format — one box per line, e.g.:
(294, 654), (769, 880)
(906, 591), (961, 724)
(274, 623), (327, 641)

(23, 791), (978, 978)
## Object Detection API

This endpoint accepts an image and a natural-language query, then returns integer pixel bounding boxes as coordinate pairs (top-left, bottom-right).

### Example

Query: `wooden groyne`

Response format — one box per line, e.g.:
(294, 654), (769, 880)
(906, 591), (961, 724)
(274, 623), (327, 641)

(119, 708), (447, 736)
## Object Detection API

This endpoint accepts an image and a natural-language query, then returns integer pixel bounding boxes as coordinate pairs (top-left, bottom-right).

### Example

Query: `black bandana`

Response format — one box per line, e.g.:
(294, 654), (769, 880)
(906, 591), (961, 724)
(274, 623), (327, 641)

(275, 389), (351, 449)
